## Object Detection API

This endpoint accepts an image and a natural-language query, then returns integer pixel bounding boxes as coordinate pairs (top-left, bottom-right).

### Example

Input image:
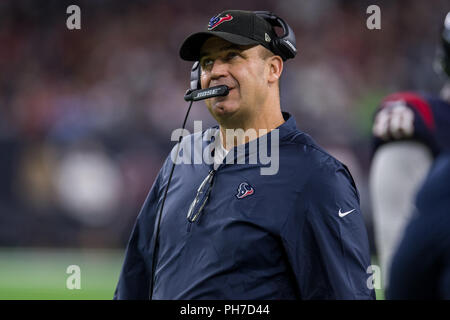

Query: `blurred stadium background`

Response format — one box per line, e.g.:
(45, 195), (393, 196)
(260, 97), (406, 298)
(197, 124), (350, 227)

(0, 0), (449, 299)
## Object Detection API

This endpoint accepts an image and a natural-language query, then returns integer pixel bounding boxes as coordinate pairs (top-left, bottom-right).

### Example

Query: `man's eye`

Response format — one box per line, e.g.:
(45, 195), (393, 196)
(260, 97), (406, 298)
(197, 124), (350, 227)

(202, 59), (213, 68)
(226, 52), (239, 60)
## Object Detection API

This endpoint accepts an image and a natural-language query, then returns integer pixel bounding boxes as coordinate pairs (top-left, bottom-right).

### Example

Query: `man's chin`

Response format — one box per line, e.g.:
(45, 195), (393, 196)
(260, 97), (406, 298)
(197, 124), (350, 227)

(210, 102), (239, 119)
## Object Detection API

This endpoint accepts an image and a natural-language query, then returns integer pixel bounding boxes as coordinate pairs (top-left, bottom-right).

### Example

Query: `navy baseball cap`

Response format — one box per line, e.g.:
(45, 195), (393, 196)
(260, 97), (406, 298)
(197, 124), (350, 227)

(179, 10), (277, 61)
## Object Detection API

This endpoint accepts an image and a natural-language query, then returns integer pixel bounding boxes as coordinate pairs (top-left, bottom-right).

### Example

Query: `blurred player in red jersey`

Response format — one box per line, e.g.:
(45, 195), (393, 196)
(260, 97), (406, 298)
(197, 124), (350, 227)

(369, 11), (450, 292)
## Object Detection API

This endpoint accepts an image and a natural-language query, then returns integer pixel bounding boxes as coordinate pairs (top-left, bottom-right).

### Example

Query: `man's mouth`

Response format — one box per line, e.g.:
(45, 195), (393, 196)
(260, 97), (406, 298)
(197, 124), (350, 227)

(210, 81), (235, 89)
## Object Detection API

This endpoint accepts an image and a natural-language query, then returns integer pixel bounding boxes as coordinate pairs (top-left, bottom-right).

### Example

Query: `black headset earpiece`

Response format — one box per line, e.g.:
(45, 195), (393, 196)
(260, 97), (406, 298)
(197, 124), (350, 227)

(253, 11), (297, 61)
(185, 61), (201, 98)
(190, 61), (202, 91)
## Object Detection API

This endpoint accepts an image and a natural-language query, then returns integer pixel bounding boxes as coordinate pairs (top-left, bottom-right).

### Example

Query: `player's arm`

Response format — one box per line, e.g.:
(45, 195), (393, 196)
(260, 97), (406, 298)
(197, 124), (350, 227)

(372, 92), (438, 155)
(281, 158), (375, 299)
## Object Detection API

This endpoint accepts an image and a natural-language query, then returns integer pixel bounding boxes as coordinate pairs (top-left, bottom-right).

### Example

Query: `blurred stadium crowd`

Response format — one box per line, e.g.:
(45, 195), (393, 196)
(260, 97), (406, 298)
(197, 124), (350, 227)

(0, 0), (448, 249)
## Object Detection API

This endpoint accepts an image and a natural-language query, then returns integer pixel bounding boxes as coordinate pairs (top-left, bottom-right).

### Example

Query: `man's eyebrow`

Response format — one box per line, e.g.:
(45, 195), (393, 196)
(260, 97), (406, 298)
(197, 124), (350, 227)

(199, 44), (245, 59)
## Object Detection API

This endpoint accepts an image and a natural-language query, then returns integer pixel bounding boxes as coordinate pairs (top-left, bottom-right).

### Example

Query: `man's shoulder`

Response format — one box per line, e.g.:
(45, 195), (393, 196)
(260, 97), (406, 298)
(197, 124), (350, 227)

(281, 129), (358, 195)
(165, 125), (219, 157)
(282, 129), (344, 173)
(178, 126), (219, 145)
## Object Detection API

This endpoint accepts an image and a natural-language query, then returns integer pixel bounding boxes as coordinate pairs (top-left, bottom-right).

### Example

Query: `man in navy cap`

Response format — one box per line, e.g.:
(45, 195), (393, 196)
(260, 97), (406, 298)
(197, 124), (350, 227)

(114, 10), (375, 300)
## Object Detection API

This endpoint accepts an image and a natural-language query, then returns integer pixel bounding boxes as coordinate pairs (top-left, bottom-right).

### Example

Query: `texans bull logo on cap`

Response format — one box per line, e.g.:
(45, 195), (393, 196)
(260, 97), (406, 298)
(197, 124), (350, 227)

(236, 182), (254, 199)
(208, 14), (233, 30)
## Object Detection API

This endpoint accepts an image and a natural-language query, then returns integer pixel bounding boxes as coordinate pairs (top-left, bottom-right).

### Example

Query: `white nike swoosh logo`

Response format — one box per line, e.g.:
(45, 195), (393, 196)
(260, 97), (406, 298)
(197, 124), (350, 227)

(338, 208), (355, 218)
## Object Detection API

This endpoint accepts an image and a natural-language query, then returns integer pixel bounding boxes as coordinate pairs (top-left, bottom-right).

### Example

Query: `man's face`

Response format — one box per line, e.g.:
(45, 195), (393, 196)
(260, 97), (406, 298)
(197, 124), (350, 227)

(199, 37), (269, 124)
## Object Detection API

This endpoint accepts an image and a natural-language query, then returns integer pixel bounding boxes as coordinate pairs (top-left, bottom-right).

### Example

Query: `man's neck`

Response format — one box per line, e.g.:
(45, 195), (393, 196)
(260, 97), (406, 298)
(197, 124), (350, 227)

(219, 108), (285, 151)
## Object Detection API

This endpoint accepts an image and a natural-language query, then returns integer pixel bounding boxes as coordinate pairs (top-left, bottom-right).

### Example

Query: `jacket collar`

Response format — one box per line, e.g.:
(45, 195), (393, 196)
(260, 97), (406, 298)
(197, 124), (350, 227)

(278, 111), (299, 141)
(209, 111), (299, 143)
(202, 111), (300, 168)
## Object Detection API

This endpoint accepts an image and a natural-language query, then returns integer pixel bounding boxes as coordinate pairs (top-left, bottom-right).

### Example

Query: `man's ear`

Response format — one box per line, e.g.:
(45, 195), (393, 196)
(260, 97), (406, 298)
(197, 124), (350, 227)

(267, 55), (283, 84)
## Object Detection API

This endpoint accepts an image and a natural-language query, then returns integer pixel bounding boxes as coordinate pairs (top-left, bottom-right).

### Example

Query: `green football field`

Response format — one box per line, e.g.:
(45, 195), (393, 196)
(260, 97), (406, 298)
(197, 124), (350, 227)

(0, 247), (123, 299)
(0, 247), (384, 300)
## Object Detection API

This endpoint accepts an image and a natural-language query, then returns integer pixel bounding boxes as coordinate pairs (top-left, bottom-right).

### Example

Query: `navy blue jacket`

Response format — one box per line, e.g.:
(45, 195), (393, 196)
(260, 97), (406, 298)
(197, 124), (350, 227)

(114, 112), (375, 300)
(388, 152), (450, 299)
